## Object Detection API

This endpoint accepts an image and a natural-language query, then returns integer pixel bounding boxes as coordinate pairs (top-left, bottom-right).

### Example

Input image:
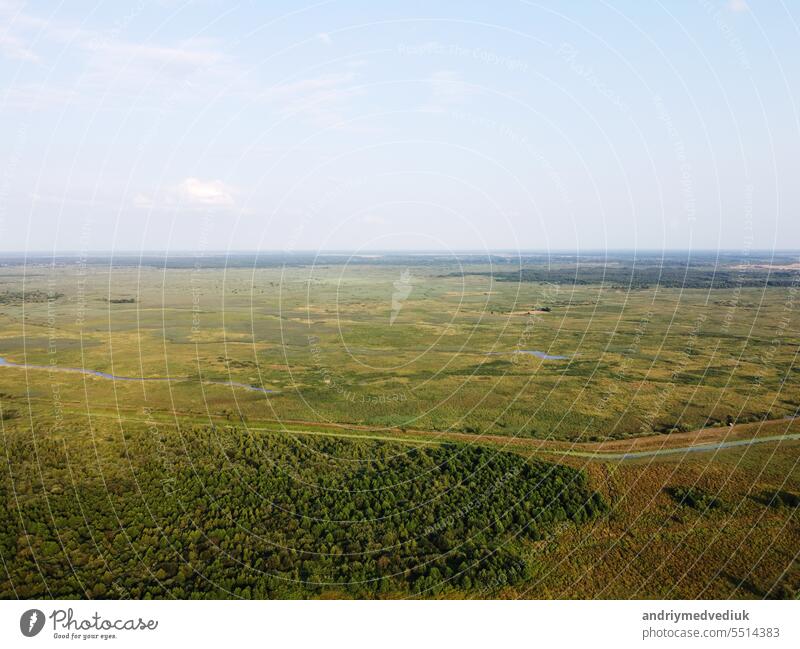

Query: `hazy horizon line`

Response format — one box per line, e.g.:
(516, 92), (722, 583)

(1, 248), (799, 255)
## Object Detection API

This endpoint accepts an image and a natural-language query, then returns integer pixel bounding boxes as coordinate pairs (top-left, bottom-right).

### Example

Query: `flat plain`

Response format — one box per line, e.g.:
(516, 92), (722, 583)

(0, 251), (797, 598)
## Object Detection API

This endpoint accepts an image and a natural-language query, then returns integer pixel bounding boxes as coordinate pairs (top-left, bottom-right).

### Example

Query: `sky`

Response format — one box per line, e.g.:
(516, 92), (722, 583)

(0, 0), (798, 253)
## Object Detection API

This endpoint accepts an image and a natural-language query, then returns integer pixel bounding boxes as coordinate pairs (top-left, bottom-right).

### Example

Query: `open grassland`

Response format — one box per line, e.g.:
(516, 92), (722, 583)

(1, 256), (798, 442)
(527, 439), (800, 599)
(0, 253), (797, 599)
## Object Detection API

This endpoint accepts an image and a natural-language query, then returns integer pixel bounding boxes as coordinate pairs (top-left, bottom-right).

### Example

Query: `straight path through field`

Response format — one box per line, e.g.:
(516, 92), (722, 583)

(25, 396), (799, 462)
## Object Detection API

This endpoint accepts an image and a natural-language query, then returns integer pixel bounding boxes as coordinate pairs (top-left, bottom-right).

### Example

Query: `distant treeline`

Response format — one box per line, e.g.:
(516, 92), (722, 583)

(447, 265), (798, 289)
(1, 251), (796, 271)
(0, 290), (63, 304)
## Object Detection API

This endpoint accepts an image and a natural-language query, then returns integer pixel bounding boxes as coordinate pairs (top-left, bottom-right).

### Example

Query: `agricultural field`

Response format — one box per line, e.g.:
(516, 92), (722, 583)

(0, 251), (798, 598)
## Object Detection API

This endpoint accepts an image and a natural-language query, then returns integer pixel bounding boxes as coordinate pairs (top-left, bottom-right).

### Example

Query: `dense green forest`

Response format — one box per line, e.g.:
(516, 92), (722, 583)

(0, 427), (604, 598)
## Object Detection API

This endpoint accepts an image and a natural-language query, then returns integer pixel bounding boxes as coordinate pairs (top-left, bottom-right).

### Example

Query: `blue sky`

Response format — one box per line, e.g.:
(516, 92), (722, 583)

(0, 0), (798, 252)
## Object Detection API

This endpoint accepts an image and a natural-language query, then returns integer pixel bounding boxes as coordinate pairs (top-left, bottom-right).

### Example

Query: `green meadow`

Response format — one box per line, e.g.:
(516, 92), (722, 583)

(0, 252), (797, 598)
(1, 254), (798, 440)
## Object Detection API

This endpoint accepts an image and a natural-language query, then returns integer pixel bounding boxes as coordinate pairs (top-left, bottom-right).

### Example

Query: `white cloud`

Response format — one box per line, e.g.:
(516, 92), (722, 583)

(264, 72), (355, 98)
(132, 179), (238, 211)
(84, 38), (228, 87)
(260, 72), (362, 127)
(422, 70), (475, 113)
(0, 32), (39, 61)
(172, 178), (236, 207)
(362, 214), (387, 225)
(133, 193), (154, 209)
(0, 3), (234, 104)
(727, 0), (749, 12)
(3, 83), (77, 110)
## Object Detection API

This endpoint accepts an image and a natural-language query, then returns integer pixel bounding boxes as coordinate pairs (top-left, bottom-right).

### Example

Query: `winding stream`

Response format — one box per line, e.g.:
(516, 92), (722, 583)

(487, 350), (571, 360)
(0, 356), (275, 394)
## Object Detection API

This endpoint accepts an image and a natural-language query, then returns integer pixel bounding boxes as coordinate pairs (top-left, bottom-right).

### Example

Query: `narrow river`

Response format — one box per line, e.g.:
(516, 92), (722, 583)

(0, 356), (275, 394)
